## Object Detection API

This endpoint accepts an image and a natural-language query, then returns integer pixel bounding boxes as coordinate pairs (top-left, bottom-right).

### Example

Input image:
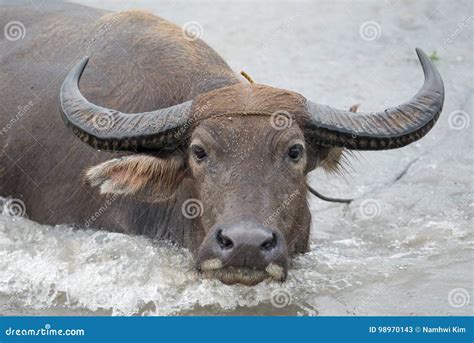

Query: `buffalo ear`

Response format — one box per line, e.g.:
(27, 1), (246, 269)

(305, 146), (346, 174)
(318, 147), (345, 173)
(305, 104), (358, 174)
(85, 154), (185, 202)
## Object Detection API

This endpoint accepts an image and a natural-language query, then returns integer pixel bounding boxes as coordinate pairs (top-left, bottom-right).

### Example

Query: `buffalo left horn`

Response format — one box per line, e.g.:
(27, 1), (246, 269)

(60, 57), (193, 152)
(304, 48), (444, 150)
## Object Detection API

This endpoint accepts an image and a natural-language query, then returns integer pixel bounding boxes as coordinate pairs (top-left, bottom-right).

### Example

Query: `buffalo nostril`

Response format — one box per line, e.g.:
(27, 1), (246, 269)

(260, 233), (277, 251)
(216, 229), (233, 250)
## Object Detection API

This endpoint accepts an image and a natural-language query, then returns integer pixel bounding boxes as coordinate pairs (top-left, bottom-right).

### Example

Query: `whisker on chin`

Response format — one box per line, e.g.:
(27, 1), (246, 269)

(200, 258), (223, 271)
(265, 263), (285, 280)
(198, 260), (286, 285)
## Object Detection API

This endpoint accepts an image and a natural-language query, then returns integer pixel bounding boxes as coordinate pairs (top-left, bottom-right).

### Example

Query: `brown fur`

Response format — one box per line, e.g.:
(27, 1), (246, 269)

(192, 84), (307, 120)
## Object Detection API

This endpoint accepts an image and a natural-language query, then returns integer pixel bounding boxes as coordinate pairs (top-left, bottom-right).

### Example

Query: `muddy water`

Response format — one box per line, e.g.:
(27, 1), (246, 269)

(1, 0), (472, 315)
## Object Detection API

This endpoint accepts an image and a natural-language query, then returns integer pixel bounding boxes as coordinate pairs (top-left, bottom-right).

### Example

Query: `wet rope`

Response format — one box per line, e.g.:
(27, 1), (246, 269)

(306, 184), (353, 204)
(240, 71), (255, 84)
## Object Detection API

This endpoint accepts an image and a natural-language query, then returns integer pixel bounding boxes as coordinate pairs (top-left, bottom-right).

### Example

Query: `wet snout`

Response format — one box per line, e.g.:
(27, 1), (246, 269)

(197, 221), (288, 285)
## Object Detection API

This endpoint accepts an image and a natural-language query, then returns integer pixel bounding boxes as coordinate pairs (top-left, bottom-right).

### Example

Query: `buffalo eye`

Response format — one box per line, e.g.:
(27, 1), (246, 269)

(191, 144), (207, 161)
(288, 144), (304, 162)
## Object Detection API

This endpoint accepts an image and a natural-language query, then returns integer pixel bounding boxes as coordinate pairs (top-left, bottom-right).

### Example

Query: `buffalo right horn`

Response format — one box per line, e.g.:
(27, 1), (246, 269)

(304, 48), (445, 150)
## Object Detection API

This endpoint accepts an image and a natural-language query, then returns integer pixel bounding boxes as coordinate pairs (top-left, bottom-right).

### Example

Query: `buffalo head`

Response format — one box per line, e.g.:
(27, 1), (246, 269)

(60, 49), (444, 285)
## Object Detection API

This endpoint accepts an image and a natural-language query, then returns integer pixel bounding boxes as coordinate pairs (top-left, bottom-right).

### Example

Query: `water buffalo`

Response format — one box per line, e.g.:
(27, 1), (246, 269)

(0, 2), (444, 285)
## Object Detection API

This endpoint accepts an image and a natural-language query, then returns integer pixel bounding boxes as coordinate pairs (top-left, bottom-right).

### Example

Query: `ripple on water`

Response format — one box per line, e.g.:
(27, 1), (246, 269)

(0, 189), (472, 316)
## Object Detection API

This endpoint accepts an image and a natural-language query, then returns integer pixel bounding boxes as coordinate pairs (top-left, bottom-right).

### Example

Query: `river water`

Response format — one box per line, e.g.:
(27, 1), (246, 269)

(1, 0), (472, 316)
